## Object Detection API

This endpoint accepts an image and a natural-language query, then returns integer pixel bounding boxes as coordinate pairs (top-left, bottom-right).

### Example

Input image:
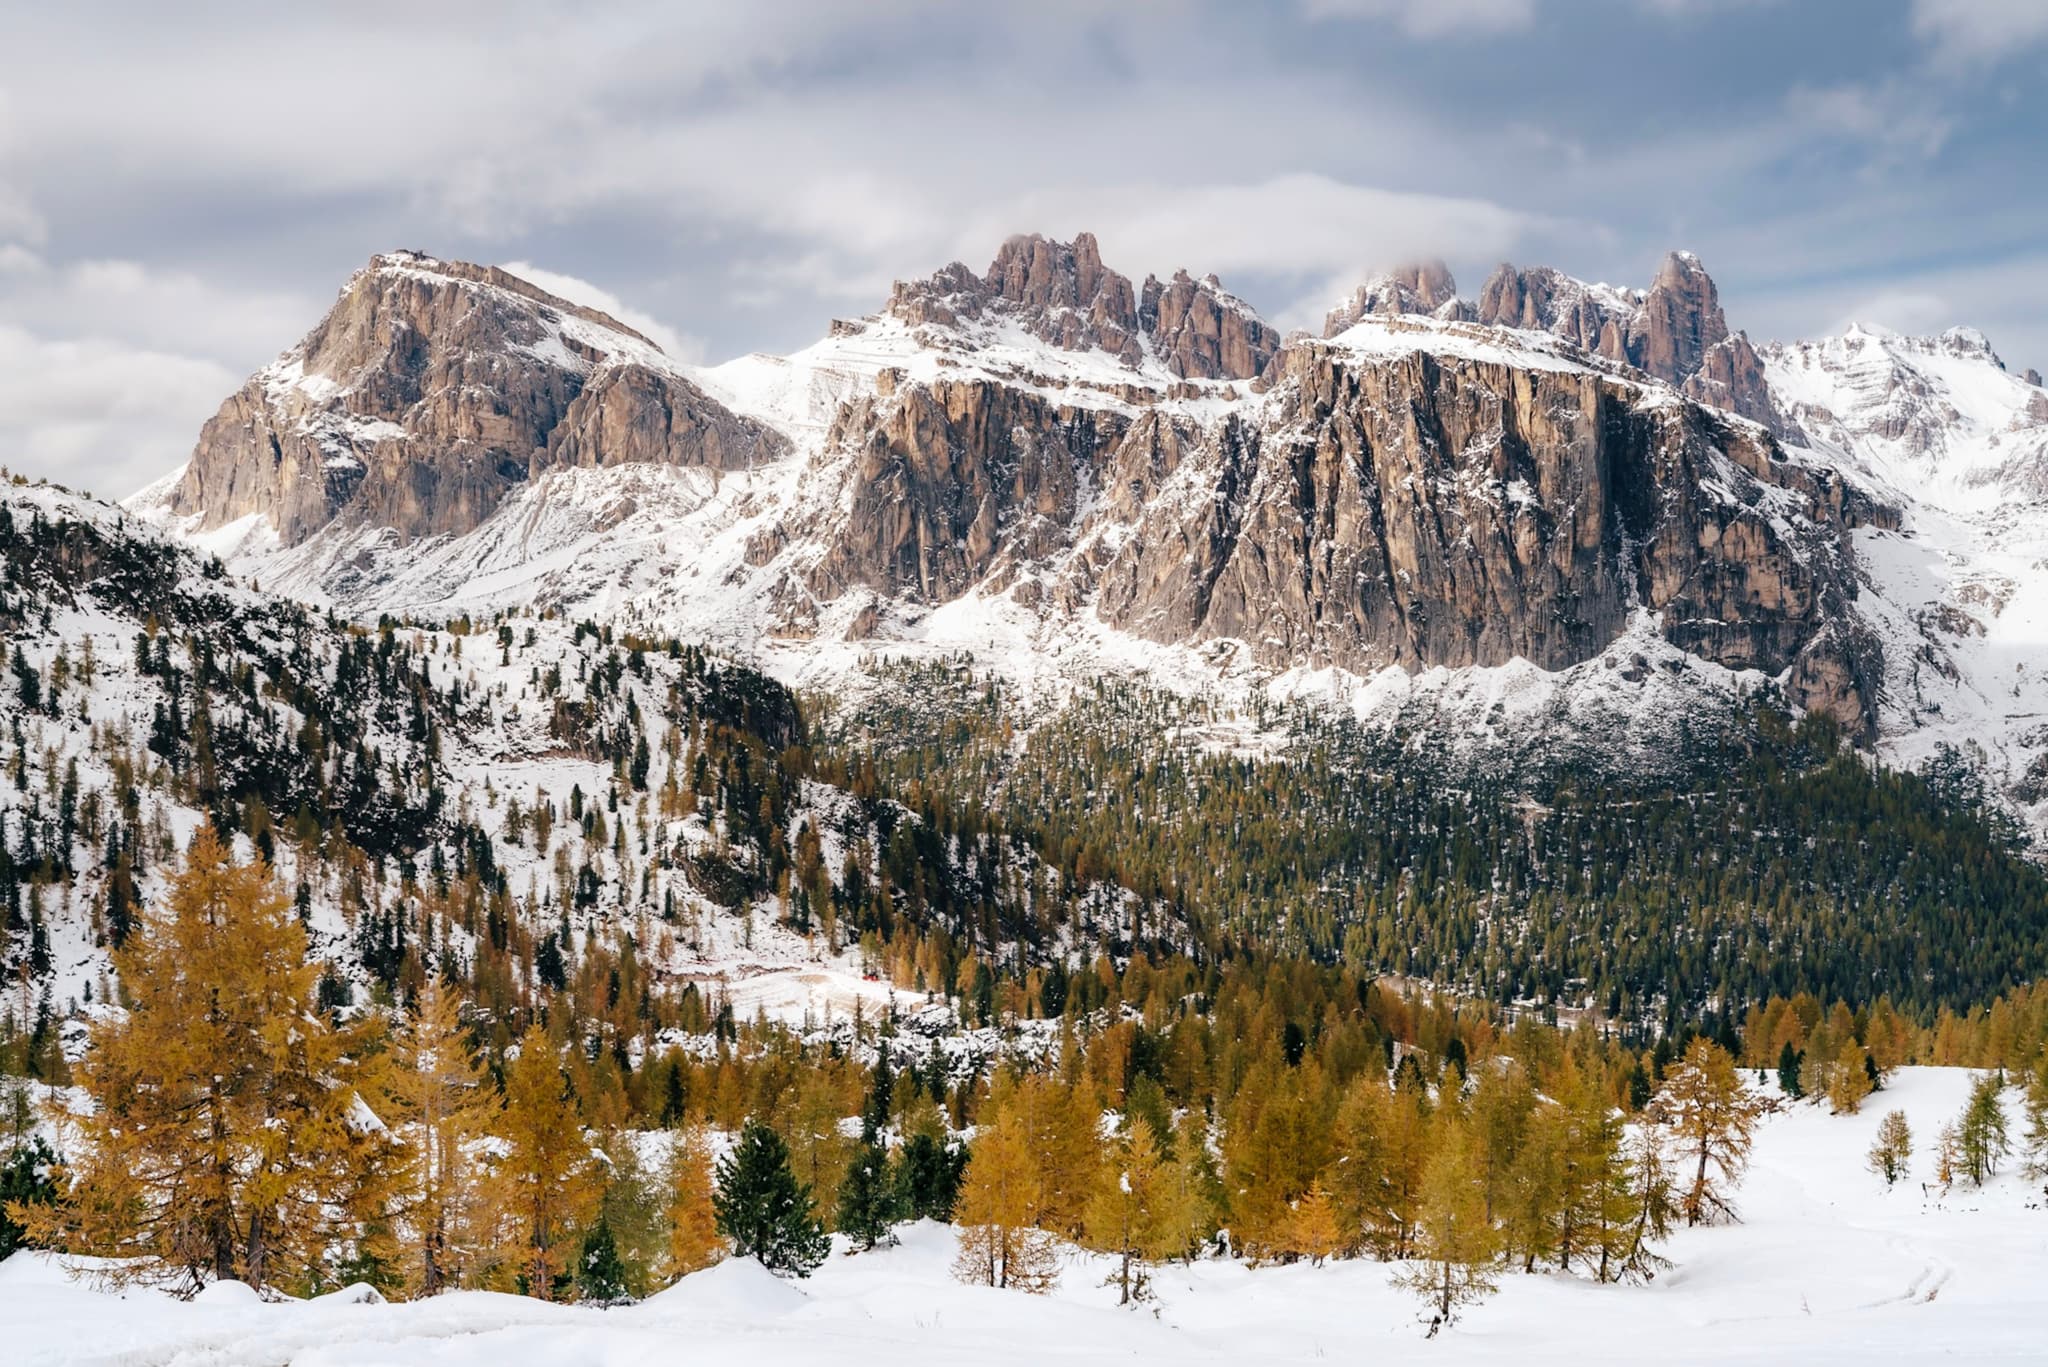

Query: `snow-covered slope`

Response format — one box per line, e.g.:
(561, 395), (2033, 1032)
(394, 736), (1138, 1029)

(1765, 325), (2048, 513)
(6, 1068), (2040, 1365)
(1760, 327), (2048, 827)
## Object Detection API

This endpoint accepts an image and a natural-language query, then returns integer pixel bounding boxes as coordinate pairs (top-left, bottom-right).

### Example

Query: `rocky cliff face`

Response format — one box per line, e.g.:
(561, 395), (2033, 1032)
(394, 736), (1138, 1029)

(773, 289), (1880, 732)
(155, 235), (1895, 742)
(1088, 341), (1865, 699)
(168, 253), (784, 545)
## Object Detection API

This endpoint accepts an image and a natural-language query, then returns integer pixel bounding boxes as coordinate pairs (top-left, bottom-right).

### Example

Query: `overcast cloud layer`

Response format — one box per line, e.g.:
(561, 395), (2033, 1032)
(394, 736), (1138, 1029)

(2, 0), (2044, 499)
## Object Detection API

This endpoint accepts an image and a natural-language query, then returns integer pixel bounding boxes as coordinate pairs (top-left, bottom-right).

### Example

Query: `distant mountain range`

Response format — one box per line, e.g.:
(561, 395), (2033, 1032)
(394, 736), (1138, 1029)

(123, 233), (2048, 830)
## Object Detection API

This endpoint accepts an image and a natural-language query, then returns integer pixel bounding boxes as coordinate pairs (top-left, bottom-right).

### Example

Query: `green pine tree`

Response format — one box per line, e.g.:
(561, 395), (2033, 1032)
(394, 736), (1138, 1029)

(577, 1218), (632, 1304)
(713, 1122), (829, 1277)
(836, 1138), (901, 1251)
(897, 1131), (967, 1221)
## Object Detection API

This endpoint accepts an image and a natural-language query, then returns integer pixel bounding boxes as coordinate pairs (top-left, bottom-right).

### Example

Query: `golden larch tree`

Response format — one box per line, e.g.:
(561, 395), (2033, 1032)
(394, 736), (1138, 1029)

(496, 1024), (602, 1298)
(665, 1125), (725, 1280)
(953, 1109), (1059, 1293)
(19, 826), (387, 1295)
(1660, 1038), (1762, 1227)
(375, 975), (499, 1296)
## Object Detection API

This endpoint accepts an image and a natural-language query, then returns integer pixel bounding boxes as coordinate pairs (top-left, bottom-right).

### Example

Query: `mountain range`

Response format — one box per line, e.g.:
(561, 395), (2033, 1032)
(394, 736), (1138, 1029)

(124, 232), (2048, 830)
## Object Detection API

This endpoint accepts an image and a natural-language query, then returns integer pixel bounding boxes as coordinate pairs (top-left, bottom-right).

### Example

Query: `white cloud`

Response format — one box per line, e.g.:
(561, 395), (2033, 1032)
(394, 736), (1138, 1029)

(0, 256), (314, 365)
(1911, 0), (2048, 66)
(1300, 0), (1534, 36)
(0, 325), (239, 501)
(981, 173), (1536, 300)
(500, 261), (705, 361)
(1786, 82), (1953, 164)
(0, 255), (319, 497)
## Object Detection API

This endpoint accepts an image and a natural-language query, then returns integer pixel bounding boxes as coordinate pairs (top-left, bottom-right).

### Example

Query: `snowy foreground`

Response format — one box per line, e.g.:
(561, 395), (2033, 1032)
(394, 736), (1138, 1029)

(8, 1068), (2044, 1366)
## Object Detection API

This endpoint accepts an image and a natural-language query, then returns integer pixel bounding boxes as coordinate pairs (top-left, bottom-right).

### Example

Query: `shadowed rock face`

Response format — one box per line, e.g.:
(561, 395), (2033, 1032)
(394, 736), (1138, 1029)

(171, 253), (783, 545)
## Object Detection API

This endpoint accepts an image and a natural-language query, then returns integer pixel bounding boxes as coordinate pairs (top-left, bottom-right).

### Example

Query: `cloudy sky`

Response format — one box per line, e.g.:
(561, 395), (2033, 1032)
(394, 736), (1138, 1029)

(2, 0), (2044, 499)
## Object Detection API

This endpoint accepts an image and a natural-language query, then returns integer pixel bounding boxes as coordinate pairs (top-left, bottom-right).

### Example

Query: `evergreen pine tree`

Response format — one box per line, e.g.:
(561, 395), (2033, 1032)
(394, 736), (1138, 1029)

(713, 1122), (828, 1277)
(576, 1218), (631, 1304)
(1777, 1041), (1804, 1099)
(836, 1137), (901, 1251)
(0, 1137), (56, 1258)
(897, 1130), (966, 1221)
(660, 1061), (687, 1129)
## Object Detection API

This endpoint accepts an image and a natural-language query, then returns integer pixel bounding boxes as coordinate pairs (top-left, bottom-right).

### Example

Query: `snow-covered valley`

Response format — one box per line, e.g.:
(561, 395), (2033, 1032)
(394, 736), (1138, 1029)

(6, 1067), (2039, 1367)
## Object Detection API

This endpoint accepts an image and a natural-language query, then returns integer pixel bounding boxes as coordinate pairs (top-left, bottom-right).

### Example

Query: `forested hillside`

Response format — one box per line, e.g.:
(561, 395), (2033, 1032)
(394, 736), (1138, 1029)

(828, 659), (2048, 1021)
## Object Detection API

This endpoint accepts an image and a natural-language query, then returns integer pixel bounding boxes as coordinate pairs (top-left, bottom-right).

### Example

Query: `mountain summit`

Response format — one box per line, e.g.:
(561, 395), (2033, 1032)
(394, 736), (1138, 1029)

(132, 232), (2048, 825)
(166, 251), (785, 547)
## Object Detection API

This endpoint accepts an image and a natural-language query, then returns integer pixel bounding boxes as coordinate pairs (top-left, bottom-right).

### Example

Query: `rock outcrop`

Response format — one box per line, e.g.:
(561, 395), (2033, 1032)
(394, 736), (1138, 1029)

(1323, 252), (1786, 431)
(170, 253), (783, 545)
(1323, 260), (1463, 335)
(1082, 338), (1872, 732)
(783, 296), (1878, 733)
(885, 232), (1278, 381)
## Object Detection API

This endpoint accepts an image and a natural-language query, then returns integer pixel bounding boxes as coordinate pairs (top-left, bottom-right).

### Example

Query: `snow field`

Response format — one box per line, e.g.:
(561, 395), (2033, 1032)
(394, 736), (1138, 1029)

(7, 1067), (2045, 1365)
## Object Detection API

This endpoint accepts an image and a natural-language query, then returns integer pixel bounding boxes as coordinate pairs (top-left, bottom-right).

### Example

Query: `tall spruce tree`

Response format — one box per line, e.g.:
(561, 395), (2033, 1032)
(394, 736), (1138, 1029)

(714, 1122), (828, 1277)
(896, 1130), (966, 1221)
(836, 1137), (901, 1252)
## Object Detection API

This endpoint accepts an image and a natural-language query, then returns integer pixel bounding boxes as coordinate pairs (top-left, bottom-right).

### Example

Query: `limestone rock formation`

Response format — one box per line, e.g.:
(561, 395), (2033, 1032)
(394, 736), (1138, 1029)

(169, 253), (783, 545)
(1323, 260), (1462, 335)
(1083, 337), (1873, 733)
(885, 232), (1277, 380)
(781, 300), (1878, 734)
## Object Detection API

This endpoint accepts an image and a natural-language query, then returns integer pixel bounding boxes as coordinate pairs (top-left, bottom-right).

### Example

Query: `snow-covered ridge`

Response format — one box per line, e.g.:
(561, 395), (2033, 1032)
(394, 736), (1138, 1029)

(123, 235), (2048, 834)
(1764, 323), (2048, 513)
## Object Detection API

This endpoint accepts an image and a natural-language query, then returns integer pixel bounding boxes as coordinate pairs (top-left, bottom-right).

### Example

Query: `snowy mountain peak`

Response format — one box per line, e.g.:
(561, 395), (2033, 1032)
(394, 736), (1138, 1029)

(1764, 325), (2048, 511)
(142, 248), (784, 548)
(1321, 260), (1462, 335)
